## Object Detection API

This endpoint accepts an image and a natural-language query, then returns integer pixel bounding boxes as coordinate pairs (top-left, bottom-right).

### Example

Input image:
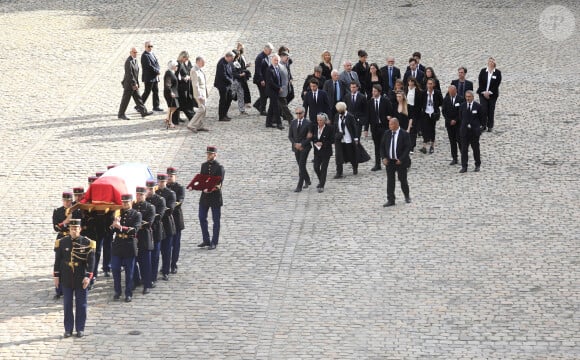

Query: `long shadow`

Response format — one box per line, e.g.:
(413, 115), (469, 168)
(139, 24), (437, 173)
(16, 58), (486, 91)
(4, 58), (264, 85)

(23, 114), (119, 130)
(0, 336), (61, 348)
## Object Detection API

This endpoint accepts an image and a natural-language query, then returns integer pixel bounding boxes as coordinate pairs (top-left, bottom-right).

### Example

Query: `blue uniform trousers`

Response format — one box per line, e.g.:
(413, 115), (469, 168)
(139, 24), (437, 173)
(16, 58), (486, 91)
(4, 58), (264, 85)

(62, 287), (88, 332)
(161, 235), (173, 275)
(171, 230), (181, 270)
(199, 205), (221, 246)
(111, 256), (136, 297)
(134, 249), (152, 288)
(151, 241), (161, 282)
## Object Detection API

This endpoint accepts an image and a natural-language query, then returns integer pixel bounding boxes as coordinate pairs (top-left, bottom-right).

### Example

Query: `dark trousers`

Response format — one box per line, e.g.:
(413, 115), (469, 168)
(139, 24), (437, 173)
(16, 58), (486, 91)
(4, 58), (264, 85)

(253, 84), (267, 111)
(142, 81), (160, 109)
(151, 241), (161, 282)
(279, 97), (293, 122)
(218, 87), (232, 119)
(134, 248), (152, 289)
(446, 125), (460, 160)
(118, 87), (146, 116)
(171, 230), (181, 271)
(266, 95), (281, 126)
(386, 161), (410, 202)
(313, 154), (330, 188)
(160, 235), (173, 276)
(421, 113), (437, 143)
(371, 125), (386, 168)
(294, 148), (311, 188)
(480, 95), (497, 129)
(460, 132), (481, 168)
(94, 230), (112, 274)
(62, 287), (88, 332)
(336, 142), (358, 175)
(172, 97), (195, 125)
(111, 256), (136, 297)
(241, 80), (251, 104)
(199, 205), (221, 246)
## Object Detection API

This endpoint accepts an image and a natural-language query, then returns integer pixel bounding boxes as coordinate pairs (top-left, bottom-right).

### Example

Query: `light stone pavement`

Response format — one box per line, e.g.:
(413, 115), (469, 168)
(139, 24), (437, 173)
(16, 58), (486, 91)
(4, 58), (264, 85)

(0, 0), (578, 359)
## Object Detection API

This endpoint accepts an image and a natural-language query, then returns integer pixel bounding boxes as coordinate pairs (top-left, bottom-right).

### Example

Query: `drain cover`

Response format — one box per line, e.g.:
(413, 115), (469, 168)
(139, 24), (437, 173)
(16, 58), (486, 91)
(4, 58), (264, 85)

(128, 330), (142, 336)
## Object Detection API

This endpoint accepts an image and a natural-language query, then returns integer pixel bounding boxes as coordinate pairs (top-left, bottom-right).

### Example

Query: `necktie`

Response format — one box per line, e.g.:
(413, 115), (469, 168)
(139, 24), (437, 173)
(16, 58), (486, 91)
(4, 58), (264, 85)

(275, 67), (280, 82)
(375, 99), (379, 123)
(412, 71), (416, 78)
(340, 115), (345, 132)
(314, 92), (317, 103)
(335, 81), (339, 102)
(352, 94), (355, 104)
(458, 82), (464, 96)
(298, 120), (302, 129)
(349, 72), (354, 80)
(391, 132), (396, 159)
(389, 67), (393, 89)
(451, 97), (455, 106)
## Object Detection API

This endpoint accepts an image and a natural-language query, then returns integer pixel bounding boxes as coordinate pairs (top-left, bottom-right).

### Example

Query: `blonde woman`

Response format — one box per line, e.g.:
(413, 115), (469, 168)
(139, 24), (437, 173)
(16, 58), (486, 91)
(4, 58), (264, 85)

(319, 50), (333, 80)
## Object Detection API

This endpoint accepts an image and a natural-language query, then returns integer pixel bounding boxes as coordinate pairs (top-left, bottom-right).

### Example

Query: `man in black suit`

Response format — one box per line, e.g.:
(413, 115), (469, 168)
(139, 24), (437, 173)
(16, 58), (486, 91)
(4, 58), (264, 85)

(301, 66), (326, 101)
(253, 43), (273, 115)
(476, 57), (502, 132)
(323, 69), (348, 121)
(334, 102), (360, 177)
(451, 66), (473, 99)
(214, 51), (234, 121)
(288, 106), (312, 192)
(379, 56), (401, 92)
(118, 47), (152, 120)
(405, 52), (426, 73)
(365, 84), (393, 171)
(344, 81), (367, 134)
(442, 85), (464, 165)
(311, 112), (334, 193)
(302, 79), (331, 124)
(265, 54), (284, 130)
(458, 91), (482, 173)
(402, 57), (425, 91)
(380, 118), (411, 207)
(141, 41), (163, 112)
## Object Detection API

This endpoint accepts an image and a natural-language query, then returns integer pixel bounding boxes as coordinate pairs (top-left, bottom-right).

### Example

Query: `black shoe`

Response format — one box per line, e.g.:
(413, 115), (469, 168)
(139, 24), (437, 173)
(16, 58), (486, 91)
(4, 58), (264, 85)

(318, 188), (324, 193)
(64, 331), (72, 338)
(197, 242), (210, 247)
(76, 331), (84, 338)
(125, 296), (132, 303)
(141, 111), (153, 118)
(405, 197), (412, 204)
(370, 166), (381, 171)
(383, 202), (395, 207)
(316, 183), (321, 188)
(153, 107), (164, 112)
(170, 268), (177, 274)
(353, 169), (358, 175)
(53, 294), (62, 300)
(474, 166), (480, 172)
(142, 288), (151, 295)
(294, 187), (302, 193)
(113, 293), (121, 301)
(459, 168), (467, 173)
(304, 181), (311, 189)
(333, 174), (344, 179)
(449, 159), (458, 165)
(208, 244), (216, 250)
(260, 111), (268, 116)
(276, 125), (285, 130)
(118, 115), (130, 120)
(419, 148), (427, 154)
(162, 274), (169, 281)
(104, 271), (110, 277)
(218, 117), (231, 121)
(487, 128), (492, 132)
(481, 126), (487, 131)
(429, 146), (434, 154)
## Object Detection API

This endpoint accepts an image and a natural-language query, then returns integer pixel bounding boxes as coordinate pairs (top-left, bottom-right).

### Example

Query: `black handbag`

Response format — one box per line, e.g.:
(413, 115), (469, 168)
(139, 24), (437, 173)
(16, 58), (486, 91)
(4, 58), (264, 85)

(287, 82), (295, 103)
(356, 142), (371, 163)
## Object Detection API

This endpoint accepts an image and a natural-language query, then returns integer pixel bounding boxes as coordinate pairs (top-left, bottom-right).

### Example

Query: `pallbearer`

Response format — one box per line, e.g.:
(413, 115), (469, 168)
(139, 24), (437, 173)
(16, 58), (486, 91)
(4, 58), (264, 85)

(52, 191), (73, 299)
(146, 180), (166, 285)
(133, 186), (155, 294)
(53, 219), (95, 338)
(156, 173), (176, 281)
(166, 167), (185, 274)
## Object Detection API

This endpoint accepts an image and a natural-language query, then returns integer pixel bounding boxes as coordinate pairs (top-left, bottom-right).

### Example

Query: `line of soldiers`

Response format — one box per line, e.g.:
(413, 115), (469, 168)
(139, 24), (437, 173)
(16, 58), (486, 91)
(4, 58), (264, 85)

(52, 167), (186, 304)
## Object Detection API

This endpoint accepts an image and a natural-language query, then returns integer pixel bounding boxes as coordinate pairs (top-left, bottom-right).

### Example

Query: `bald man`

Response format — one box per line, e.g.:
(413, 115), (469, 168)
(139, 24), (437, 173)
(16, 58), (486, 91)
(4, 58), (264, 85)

(118, 47), (153, 120)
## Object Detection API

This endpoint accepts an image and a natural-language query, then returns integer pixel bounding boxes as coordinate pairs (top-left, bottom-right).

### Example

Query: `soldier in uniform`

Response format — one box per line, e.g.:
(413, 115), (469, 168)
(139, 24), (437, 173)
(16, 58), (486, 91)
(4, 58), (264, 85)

(132, 186), (155, 294)
(156, 173), (176, 281)
(53, 219), (95, 338)
(146, 180), (166, 285)
(166, 167), (185, 274)
(52, 191), (73, 299)
(110, 194), (142, 302)
(72, 187), (99, 289)
(196, 146), (225, 250)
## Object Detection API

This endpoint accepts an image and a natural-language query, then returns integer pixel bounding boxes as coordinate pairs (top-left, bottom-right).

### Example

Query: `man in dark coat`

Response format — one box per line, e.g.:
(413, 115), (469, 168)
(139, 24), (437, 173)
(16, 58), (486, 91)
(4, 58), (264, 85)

(214, 51), (235, 121)
(141, 40), (163, 111)
(166, 167), (185, 274)
(145, 180), (166, 285)
(380, 118), (412, 207)
(118, 47), (152, 120)
(156, 174), (176, 281)
(132, 186), (155, 295)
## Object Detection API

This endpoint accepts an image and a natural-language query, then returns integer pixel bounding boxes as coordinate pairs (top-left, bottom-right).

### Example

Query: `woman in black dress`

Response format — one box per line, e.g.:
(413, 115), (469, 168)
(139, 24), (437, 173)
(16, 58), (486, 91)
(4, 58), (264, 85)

(163, 60), (179, 129)
(319, 50), (333, 81)
(364, 63), (383, 97)
(422, 67), (441, 92)
(394, 91), (410, 133)
(406, 77), (423, 153)
(352, 50), (369, 95)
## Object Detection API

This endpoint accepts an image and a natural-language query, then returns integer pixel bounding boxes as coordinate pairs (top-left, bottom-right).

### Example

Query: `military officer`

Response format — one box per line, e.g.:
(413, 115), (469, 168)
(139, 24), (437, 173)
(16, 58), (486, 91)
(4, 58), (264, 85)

(72, 186), (99, 289)
(87, 176), (97, 185)
(196, 146), (225, 250)
(53, 218), (95, 338)
(156, 173), (176, 280)
(52, 191), (73, 299)
(166, 167), (185, 274)
(110, 194), (142, 302)
(132, 186), (155, 294)
(146, 179), (166, 285)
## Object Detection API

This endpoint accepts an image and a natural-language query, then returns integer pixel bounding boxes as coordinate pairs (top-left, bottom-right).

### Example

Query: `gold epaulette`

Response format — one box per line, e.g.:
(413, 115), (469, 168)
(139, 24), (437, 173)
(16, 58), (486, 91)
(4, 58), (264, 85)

(54, 239), (60, 248)
(89, 239), (96, 249)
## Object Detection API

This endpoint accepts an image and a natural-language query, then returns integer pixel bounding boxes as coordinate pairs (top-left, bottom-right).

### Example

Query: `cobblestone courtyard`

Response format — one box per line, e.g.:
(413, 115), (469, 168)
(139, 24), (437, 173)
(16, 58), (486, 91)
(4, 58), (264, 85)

(0, 0), (578, 359)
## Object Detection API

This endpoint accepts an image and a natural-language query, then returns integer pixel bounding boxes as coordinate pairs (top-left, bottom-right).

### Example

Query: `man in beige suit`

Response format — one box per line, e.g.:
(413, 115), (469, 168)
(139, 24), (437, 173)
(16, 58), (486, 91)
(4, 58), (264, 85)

(188, 56), (209, 132)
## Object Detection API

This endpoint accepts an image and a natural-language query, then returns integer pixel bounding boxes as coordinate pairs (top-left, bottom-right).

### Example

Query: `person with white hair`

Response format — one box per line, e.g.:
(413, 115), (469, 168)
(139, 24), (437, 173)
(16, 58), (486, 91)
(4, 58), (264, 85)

(334, 101), (360, 178)
(339, 60), (360, 88)
(163, 60), (179, 129)
(213, 51), (235, 121)
(187, 56), (210, 133)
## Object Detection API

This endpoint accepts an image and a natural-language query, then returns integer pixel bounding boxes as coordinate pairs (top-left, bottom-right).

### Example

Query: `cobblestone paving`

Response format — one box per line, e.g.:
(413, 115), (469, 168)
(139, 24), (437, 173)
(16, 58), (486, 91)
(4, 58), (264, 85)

(0, 0), (579, 359)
